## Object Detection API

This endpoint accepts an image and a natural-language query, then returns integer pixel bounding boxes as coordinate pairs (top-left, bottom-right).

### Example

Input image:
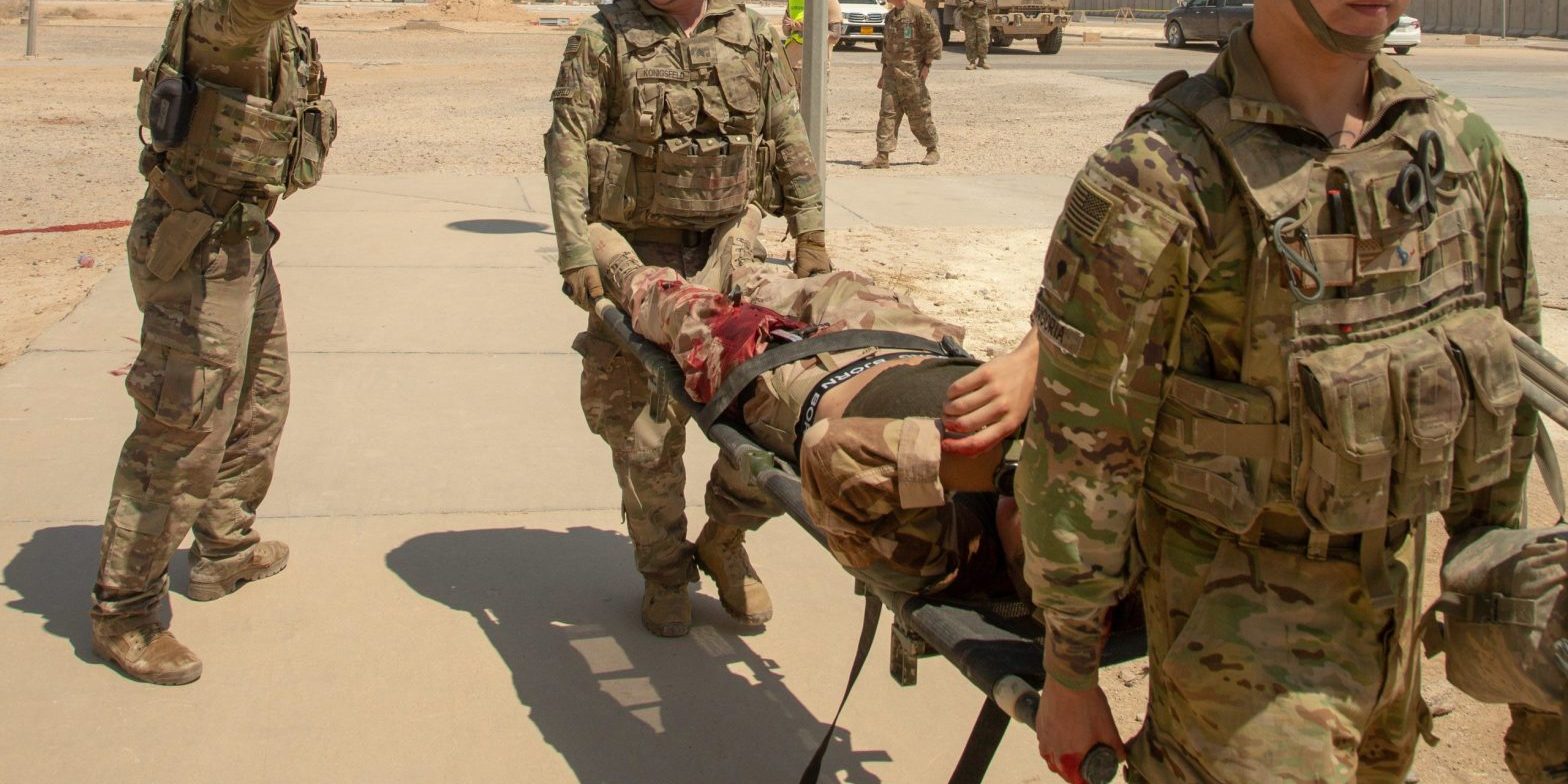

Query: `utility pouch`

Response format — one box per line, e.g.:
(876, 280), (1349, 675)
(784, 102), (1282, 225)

(287, 97), (337, 193)
(1443, 308), (1524, 492)
(650, 138), (755, 221)
(146, 74), (197, 151)
(753, 138), (783, 216)
(145, 208), (215, 281)
(1293, 341), (1397, 533)
(1145, 372), (1279, 534)
(1387, 329), (1465, 519)
(586, 140), (636, 224)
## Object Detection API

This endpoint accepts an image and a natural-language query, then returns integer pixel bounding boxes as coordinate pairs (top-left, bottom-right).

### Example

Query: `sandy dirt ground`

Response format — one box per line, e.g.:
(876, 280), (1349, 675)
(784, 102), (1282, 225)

(3, 3), (1565, 781)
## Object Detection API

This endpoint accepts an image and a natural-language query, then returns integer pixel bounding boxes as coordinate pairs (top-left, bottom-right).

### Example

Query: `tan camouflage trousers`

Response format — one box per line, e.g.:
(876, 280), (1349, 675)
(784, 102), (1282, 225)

(1128, 509), (1425, 784)
(574, 231), (780, 586)
(961, 14), (990, 64)
(876, 71), (939, 154)
(92, 191), (289, 634)
(1505, 705), (1567, 783)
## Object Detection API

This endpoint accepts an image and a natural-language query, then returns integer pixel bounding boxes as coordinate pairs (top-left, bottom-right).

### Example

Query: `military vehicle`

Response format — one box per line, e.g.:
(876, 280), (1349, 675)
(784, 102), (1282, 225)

(925, 0), (1070, 54)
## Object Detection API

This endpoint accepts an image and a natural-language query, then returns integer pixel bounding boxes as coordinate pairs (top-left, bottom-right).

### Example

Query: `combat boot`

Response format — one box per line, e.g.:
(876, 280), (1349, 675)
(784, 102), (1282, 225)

(642, 580), (692, 638)
(921, 148), (942, 166)
(978, 60), (990, 69)
(965, 62), (976, 70)
(695, 522), (772, 625)
(188, 540), (289, 602)
(860, 153), (890, 169)
(92, 622), (202, 686)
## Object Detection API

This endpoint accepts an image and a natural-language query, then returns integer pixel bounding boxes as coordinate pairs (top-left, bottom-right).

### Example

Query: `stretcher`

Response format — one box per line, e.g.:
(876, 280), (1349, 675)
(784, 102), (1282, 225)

(593, 299), (1149, 784)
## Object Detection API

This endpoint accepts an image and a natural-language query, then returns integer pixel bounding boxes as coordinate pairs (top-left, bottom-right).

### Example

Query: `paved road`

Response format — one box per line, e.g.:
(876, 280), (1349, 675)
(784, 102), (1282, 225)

(831, 35), (1568, 140)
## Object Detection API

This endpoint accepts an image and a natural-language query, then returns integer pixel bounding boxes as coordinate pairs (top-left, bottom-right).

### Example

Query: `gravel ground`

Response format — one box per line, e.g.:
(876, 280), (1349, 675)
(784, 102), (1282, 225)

(3, 4), (1563, 781)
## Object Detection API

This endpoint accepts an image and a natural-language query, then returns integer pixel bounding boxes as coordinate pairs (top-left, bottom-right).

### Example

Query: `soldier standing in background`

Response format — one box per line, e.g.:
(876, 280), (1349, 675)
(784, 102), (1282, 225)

(957, 0), (990, 70)
(861, 0), (941, 169)
(782, 0), (844, 88)
(943, 0), (1544, 779)
(545, 0), (829, 638)
(91, 0), (335, 685)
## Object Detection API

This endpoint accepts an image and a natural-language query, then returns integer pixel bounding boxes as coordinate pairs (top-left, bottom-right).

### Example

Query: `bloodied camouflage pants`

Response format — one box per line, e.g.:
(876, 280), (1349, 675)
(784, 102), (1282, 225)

(573, 225), (780, 587)
(876, 71), (939, 154)
(92, 190), (289, 634)
(1127, 509), (1427, 783)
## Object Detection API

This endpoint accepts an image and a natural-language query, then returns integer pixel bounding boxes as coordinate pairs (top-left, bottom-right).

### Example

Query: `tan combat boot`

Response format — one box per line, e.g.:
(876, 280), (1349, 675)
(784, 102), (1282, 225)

(642, 580), (692, 638)
(965, 62), (977, 70)
(921, 148), (941, 166)
(695, 522), (772, 626)
(188, 540), (289, 602)
(92, 622), (202, 686)
(860, 153), (890, 170)
(978, 60), (990, 69)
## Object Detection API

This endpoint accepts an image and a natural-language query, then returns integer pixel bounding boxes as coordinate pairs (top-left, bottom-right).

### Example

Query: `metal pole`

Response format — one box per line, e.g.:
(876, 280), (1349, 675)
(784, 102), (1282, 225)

(25, 0), (38, 56)
(1502, 0), (1509, 39)
(802, 0), (828, 216)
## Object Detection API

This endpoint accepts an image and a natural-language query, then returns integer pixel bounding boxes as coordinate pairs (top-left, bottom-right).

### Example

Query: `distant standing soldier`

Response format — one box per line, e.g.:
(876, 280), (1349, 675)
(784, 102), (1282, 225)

(861, 0), (941, 169)
(782, 0), (844, 88)
(957, 0), (990, 69)
(91, 0), (335, 685)
(545, 0), (830, 638)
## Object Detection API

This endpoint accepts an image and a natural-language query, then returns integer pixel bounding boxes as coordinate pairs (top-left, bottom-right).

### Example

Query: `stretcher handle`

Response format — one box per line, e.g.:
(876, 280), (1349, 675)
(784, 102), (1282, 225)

(992, 675), (1119, 784)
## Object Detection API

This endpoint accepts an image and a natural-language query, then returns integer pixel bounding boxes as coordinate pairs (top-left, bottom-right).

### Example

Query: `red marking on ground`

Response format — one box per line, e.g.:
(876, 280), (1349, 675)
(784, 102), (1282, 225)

(0, 219), (131, 237)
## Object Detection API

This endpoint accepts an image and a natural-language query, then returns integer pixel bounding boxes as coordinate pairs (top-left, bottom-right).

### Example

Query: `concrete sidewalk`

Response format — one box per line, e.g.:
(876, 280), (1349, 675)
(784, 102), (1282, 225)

(0, 173), (1069, 783)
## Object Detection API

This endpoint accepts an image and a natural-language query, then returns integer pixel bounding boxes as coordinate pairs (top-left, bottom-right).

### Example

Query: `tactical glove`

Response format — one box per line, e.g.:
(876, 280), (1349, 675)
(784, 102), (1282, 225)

(793, 230), (831, 277)
(561, 266), (604, 311)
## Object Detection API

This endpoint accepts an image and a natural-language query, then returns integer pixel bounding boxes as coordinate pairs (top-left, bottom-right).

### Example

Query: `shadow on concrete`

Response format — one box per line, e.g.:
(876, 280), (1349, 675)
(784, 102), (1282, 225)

(386, 524), (890, 783)
(1, 524), (185, 662)
(445, 219), (550, 235)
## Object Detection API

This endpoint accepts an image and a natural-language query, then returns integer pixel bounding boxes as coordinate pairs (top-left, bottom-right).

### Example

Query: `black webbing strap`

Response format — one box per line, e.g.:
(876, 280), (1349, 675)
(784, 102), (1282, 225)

(947, 698), (1012, 784)
(697, 329), (954, 431)
(800, 591), (883, 784)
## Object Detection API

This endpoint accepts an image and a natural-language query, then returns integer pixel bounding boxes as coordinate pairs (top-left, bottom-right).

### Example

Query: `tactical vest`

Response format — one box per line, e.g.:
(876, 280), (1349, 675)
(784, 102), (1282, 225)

(585, 0), (780, 230)
(136, 0), (335, 205)
(1135, 73), (1524, 600)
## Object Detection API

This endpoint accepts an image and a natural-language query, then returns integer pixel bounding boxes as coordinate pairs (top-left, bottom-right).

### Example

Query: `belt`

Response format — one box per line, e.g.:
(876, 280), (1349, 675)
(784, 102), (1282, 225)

(793, 351), (931, 447)
(623, 227), (713, 248)
(1239, 513), (1413, 562)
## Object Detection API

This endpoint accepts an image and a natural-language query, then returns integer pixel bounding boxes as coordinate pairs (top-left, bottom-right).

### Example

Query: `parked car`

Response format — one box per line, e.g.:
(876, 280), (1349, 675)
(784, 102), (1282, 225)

(1164, 0), (1251, 48)
(1385, 15), (1421, 55)
(837, 0), (887, 50)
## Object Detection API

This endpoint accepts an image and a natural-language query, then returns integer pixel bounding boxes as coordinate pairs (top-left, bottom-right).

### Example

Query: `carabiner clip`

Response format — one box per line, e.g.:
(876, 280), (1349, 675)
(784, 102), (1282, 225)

(1272, 216), (1326, 303)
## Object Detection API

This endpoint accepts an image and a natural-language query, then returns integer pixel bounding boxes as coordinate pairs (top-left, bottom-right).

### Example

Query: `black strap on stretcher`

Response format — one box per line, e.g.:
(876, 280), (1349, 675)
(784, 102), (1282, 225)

(696, 329), (970, 430)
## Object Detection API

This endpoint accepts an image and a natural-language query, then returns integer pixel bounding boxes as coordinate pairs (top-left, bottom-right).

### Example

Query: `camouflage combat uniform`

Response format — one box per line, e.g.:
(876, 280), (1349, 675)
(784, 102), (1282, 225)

(600, 235), (1011, 597)
(93, 0), (333, 637)
(545, 0), (824, 588)
(875, 2), (941, 155)
(1016, 31), (1536, 782)
(956, 0), (990, 67)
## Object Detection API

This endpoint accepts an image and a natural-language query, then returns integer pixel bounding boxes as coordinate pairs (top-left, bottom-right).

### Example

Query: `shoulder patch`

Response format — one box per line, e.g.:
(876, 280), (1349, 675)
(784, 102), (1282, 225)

(1062, 177), (1119, 244)
(551, 87), (574, 100)
(564, 34), (582, 56)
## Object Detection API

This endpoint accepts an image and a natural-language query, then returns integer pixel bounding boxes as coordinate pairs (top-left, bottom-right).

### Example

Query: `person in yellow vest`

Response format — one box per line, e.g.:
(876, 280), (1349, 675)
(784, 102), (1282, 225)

(781, 0), (844, 89)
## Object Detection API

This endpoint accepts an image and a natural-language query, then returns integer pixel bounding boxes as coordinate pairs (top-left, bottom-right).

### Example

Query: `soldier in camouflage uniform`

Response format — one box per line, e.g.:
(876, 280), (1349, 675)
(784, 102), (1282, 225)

(957, 0), (990, 70)
(545, 0), (829, 638)
(861, 0), (941, 169)
(590, 210), (1023, 600)
(1000, 0), (1540, 780)
(91, 0), (335, 685)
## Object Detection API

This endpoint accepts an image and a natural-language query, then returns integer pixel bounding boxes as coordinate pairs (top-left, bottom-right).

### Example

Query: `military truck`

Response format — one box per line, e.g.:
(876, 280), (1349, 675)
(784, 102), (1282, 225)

(925, 0), (1070, 54)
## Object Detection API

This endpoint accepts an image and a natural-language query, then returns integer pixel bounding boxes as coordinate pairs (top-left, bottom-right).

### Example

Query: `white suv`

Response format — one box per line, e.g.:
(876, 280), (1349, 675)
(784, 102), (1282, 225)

(838, 0), (887, 50)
